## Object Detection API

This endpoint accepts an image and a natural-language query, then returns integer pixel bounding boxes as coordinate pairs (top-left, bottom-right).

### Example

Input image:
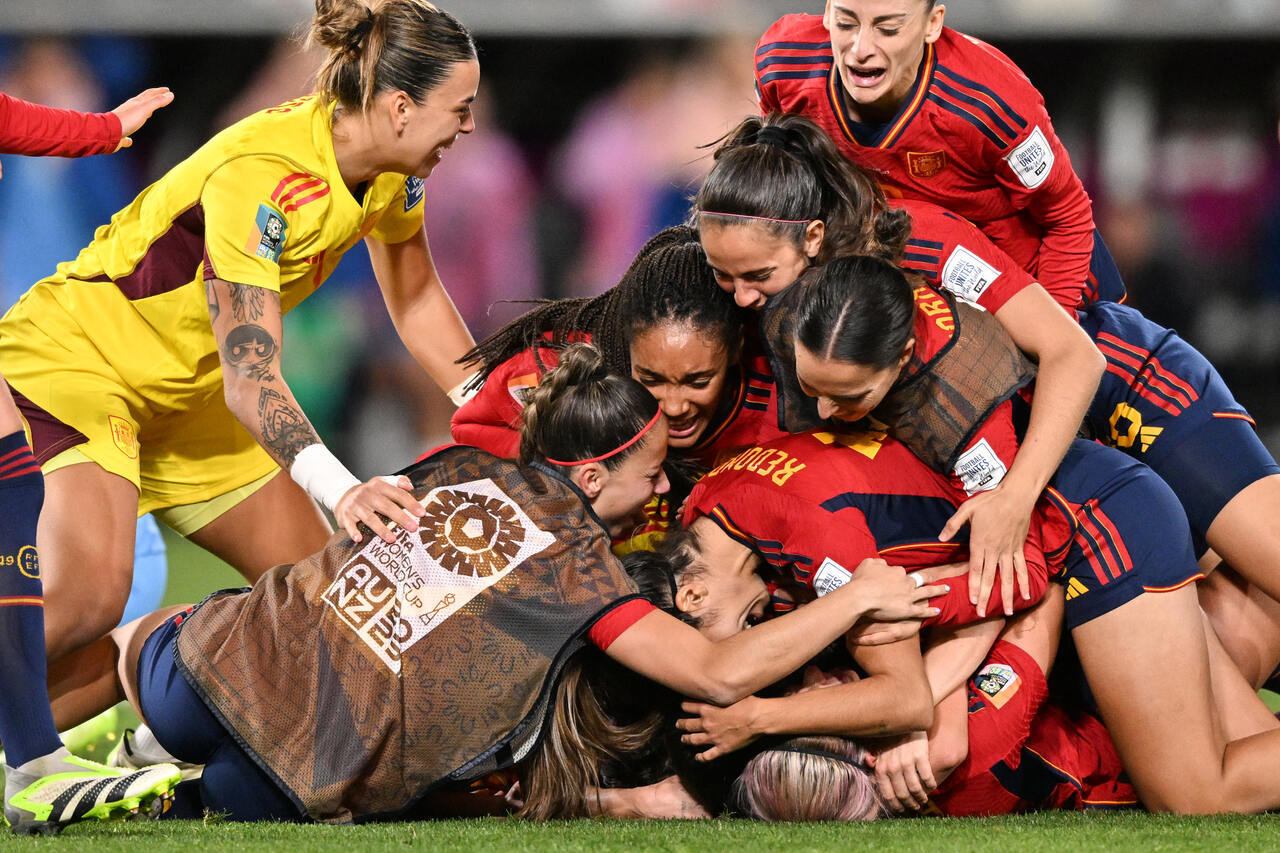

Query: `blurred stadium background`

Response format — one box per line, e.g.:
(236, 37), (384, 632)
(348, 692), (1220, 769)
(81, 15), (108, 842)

(3, 0), (1280, 488)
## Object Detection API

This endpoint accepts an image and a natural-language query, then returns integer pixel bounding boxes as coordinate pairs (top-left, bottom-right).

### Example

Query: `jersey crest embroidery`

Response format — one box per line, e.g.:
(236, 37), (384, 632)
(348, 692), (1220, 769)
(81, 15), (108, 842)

(907, 150), (948, 179)
(248, 203), (288, 263)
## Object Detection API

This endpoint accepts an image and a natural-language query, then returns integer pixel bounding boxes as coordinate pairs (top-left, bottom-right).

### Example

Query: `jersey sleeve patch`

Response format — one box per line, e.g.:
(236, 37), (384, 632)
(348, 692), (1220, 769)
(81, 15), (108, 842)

(812, 556), (853, 597)
(1004, 125), (1055, 189)
(940, 245), (1001, 305)
(245, 203), (288, 263)
(974, 662), (1021, 708)
(404, 176), (424, 212)
(952, 437), (1008, 495)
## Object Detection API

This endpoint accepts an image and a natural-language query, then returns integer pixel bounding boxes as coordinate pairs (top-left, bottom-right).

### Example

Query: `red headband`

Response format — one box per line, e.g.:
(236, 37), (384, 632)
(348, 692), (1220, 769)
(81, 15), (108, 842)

(698, 210), (811, 225)
(545, 409), (663, 467)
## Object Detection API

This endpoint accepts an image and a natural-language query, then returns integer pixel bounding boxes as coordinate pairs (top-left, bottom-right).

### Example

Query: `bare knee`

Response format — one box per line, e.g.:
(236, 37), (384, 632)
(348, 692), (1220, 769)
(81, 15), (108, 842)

(44, 569), (132, 661)
(1139, 779), (1234, 815)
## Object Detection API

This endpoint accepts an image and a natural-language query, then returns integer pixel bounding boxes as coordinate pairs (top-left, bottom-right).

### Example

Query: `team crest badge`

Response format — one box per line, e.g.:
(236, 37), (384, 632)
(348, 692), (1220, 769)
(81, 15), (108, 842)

(245, 203), (288, 263)
(907, 150), (947, 179)
(404, 176), (425, 212)
(18, 545), (39, 579)
(974, 662), (1021, 708)
(108, 415), (139, 460)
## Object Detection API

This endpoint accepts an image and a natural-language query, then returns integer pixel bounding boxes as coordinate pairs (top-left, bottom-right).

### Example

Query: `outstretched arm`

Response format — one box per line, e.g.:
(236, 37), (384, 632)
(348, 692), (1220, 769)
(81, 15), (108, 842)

(607, 559), (945, 707)
(366, 228), (475, 400)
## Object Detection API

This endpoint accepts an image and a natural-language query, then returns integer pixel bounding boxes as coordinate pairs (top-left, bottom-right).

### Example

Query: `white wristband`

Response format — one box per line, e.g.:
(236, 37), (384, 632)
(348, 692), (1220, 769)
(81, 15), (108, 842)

(446, 371), (483, 408)
(289, 444), (362, 513)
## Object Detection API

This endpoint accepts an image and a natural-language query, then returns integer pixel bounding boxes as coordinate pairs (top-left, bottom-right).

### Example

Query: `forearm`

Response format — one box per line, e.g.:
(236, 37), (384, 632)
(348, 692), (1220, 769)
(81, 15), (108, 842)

(692, 581), (874, 703)
(392, 282), (475, 391)
(922, 620), (1003, 705)
(0, 92), (121, 157)
(368, 232), (475, 393)
(223, 370), (321, 470)
(743, 669), (932, 740)
(1005, 341), (1101, 498)
(927, 686), (970, 785)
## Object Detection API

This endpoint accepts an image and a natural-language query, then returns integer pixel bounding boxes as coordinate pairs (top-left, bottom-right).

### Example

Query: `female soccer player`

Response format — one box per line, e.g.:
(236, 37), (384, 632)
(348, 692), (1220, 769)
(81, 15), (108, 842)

(455, 225), (785, 469)
(43, 345), (943, 823)
(673, 426), (1280, 814)
(694, 112), (1280, 619)
(1, 85), (181, 834)
(0, 1), (482, 669)
(754, 0), (1120, 309)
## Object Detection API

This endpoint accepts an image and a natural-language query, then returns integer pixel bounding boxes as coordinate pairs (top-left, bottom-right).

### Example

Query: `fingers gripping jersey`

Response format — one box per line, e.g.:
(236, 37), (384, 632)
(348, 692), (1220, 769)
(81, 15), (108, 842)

(756, 16), (1100, 308)
(682, 430), (1050, 625)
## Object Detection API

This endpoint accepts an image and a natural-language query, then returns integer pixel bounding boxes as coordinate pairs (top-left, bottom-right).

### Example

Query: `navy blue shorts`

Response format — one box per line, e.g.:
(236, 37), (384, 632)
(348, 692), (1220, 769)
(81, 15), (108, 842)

(1080, 301), (1280, 555)
(136, 610), (305, 822)
(1045, 441), (1203, 630)
(1082, 230), (1127, 306)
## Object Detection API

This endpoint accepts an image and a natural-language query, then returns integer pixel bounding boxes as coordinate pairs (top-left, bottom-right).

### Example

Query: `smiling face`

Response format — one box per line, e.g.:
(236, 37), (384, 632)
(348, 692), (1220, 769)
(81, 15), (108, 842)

(580, 424), (672, 538)
(794, 340), (911, 422)
(629, 320), (737, 450)
(823, 0), (945, 123)
(397, 57), (480, 178)
(676, 518), (770, 642)
(699, 220), (822, 310)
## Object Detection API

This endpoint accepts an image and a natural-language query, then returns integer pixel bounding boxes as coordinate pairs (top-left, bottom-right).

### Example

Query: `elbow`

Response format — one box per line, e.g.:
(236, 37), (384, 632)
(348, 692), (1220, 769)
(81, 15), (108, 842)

(932, 732), (969, 778)
(692, 671), (754, 707)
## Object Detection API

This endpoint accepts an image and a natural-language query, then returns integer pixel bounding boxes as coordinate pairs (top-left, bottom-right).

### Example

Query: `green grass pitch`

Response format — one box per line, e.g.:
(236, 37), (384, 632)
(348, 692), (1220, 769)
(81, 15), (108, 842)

(24, 530), (1274, 850)
(3, 813), (1280, 852)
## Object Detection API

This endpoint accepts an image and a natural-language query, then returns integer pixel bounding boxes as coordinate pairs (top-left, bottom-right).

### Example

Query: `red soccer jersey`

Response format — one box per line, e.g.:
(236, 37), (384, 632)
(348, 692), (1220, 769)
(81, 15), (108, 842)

(756, 16), (1095, 310)
(450, 337), (786, 469)
(931, 641), (1136, 816)
(893, 198), (1059, 313)
(0, 91), (121, 158)
(682, 430), (1049, 625)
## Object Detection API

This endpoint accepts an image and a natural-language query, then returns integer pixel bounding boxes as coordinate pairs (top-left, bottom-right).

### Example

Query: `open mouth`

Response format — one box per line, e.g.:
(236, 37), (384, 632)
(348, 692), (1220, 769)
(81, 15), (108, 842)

(847, 66), (887, 88)
(667, 419), (702, 441)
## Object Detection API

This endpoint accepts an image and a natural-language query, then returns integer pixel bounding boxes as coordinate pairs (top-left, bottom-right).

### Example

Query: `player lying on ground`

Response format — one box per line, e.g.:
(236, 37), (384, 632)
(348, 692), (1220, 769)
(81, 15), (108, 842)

(42, 345), (943, 823)
(674, 429), (1280, 814)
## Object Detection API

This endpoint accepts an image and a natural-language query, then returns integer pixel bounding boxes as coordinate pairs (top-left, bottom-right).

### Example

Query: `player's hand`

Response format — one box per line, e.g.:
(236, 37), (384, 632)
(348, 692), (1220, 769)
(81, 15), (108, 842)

(335, 474), (425, 544)
(938, 485), (1034, 617)
(634, 776), (710, 819)
(111, 87), (174, 151)
(874, 731), (936, 812)
(843, 558), (948, 622)
(677, 697), (762, 762)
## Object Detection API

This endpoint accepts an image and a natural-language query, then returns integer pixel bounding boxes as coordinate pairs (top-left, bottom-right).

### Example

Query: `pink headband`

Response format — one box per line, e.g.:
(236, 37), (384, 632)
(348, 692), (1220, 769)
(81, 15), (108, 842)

(698, 210), (812, 225)
(545, 409), (663, 467)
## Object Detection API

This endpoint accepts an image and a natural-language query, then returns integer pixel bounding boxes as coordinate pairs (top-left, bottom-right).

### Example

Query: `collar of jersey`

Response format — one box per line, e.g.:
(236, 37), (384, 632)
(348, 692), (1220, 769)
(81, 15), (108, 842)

(826, 40), (936, 150)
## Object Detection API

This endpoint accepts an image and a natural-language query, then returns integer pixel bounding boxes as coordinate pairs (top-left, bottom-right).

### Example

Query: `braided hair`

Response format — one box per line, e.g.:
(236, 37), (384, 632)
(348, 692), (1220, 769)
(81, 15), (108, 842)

(694, 113), (911, 263)
(461, 225), (745, 384)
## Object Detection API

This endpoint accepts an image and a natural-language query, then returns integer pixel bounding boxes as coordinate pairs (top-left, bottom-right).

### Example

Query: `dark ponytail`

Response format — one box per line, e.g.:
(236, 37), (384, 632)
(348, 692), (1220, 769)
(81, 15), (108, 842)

(695, 113), (911, 262)
(518, 343), (661, 470)
(462, 226), (743, 384)
(793, 255), (915, 369)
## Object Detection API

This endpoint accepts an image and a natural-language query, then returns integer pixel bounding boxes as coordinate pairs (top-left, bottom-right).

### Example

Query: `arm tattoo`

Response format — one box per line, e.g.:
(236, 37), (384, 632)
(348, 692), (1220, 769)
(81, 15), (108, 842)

(221, 324), (278, 382)
(229, 282), (267, 322)
(206, 280), (220, 324)
(257, 387), (318, 468)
